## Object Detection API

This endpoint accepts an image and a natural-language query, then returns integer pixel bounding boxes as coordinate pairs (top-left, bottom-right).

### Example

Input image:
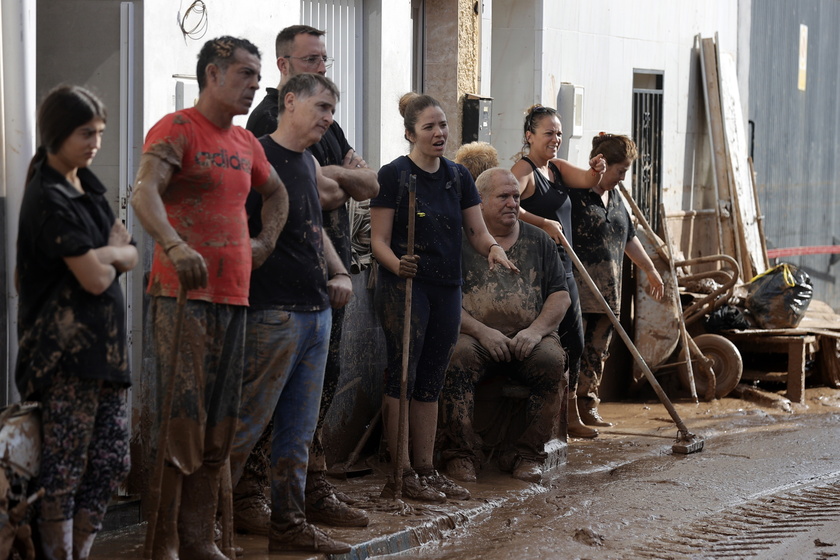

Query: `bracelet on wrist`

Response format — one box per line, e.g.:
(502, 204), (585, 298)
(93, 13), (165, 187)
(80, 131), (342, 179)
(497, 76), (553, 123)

(162, 239), (186, 255)
(330, 271), (352, 279)
(489, 242), (502, 252)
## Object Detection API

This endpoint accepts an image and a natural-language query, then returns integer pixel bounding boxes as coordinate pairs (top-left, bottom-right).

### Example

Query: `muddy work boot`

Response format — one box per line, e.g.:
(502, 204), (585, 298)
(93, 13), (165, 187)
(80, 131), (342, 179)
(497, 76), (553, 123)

(568, 395), (599, 438)
(268, 521), (351, 554)
(178, 465), (228, 560)
(305, 471), (369, 527)
(380, 469), (446, 503)
(305, 470), (356, 506)
(579, 404), (614, 428)
(416, 467), (471, 500)
(445, 457), (477, 483)
(232, 474), (270, 536)
(511, 457), (543, 484)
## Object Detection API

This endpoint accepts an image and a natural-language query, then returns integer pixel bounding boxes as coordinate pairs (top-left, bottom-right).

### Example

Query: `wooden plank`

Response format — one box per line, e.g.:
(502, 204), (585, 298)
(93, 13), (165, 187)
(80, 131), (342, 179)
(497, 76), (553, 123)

(787, 338), (806, 404)
(716, 43), (767, 279)
(748, 157), (771, 271)
(700, 38), (741, 272)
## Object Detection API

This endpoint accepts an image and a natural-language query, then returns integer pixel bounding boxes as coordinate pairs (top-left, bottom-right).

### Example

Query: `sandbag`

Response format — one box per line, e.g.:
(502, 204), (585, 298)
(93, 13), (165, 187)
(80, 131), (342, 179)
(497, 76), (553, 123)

(745, 263), (813, 329)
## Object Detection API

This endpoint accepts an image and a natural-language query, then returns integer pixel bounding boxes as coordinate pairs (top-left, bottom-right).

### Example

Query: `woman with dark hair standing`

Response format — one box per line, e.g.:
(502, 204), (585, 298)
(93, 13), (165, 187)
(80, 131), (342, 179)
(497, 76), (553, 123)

(370, 92), (517, 502)
(510, 104), (606, 438)
(568, 133), (664, 427)
(16, 85), (137, 560)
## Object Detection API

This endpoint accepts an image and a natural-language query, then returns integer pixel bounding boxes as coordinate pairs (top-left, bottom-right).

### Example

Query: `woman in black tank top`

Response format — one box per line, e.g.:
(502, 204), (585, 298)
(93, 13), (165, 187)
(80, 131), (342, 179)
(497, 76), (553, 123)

(510, 104), (607, 438)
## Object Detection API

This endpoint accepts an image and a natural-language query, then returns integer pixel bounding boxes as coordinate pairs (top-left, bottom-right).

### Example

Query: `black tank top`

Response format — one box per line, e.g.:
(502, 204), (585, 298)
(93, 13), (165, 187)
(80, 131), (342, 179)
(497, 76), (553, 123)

(519, 157), (574, 275)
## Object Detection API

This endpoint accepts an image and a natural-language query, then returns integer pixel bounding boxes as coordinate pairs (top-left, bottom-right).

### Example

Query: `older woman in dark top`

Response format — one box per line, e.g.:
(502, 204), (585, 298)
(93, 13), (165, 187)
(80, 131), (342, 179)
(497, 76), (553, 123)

(568, 133), (664, 426)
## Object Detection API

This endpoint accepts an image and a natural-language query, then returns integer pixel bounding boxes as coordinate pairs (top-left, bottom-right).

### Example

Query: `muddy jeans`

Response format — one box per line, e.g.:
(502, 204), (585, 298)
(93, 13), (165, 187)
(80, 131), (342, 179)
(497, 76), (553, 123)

(38, 370), (130, 526)
(308, 304), (345, 473)
(150, 297), (245, 473)
(440, 332), (567, 464)
(229, 308), (331, 530)
(577, 313), (614, 408)
(558, 273), (584, 391)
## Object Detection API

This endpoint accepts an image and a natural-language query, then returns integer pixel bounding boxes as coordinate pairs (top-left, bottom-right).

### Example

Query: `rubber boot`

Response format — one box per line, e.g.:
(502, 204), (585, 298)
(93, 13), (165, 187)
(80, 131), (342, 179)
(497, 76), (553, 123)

(151, 465), (183, 560)
(72, 509), (97, 560)
(178, 465), (228, 560)
(37, 519), (73, 560)
(567, 395), (599, 438)
(579, 399), (614, 427)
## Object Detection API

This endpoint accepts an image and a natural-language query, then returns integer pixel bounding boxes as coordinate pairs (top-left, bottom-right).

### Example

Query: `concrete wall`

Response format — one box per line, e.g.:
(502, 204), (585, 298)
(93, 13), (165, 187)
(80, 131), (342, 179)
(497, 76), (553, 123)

(491, 0), (740, 215)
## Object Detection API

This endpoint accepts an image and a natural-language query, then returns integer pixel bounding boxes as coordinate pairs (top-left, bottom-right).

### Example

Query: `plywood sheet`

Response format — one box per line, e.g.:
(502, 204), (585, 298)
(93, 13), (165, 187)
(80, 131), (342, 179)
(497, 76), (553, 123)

(717, 48), (767, 279)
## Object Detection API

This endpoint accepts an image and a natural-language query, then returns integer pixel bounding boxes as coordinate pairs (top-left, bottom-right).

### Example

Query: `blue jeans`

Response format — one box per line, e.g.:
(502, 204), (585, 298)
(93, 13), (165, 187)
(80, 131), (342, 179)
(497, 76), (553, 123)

(229, 308), (331, 530)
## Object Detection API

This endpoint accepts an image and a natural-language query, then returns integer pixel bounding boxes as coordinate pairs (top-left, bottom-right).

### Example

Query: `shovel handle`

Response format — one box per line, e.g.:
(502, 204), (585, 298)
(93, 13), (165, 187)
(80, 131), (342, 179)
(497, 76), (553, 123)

(556, 232), (694, 436)
(395, 175), (417, 500)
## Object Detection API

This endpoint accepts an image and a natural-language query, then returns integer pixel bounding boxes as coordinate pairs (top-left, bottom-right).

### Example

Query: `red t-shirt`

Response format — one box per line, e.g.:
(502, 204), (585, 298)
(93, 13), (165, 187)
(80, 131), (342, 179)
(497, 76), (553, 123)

(143, 108), (271, 305)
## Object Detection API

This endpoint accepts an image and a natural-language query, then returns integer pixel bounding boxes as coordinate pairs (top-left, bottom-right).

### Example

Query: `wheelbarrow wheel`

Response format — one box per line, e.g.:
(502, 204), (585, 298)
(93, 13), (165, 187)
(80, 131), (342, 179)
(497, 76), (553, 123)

(678, 334), (743, 398)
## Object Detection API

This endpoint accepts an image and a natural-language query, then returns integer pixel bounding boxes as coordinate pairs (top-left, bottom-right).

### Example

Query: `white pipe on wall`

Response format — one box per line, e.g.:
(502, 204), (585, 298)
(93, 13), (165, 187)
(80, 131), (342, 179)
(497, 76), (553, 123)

(1, 0), (36, 404)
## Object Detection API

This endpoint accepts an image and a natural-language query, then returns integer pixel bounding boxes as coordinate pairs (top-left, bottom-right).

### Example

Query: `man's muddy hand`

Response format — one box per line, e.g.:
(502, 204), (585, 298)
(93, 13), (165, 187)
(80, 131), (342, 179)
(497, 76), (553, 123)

(166, 243), (208, 291)
(328, 274), (354, 309)
(509, 328), (541, 360)
(478, 329), (512, 362)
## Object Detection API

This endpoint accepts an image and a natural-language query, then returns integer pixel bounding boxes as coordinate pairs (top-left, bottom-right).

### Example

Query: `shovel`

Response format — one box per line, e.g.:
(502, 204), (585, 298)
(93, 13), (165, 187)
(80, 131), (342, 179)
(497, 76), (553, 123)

(326, 406), (381, 479)
(556, 231), (704, 454)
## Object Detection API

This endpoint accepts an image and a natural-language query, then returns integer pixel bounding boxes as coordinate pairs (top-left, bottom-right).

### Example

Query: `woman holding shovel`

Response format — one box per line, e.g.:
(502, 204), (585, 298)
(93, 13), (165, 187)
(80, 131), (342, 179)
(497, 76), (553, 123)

(569, 133), (664, 426)
(370, 92), (517, 502)
(16, 85), (137, 559)
(510, 104), (606, 438)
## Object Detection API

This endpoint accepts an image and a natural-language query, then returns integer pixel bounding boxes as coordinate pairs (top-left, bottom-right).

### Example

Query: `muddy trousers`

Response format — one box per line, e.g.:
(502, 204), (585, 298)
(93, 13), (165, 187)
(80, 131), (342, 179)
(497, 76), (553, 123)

(558, 272), (584, 391)
(229, 308), (331, 531)
(235, 306), (346, 503)
(577, 313), (614, 409)
(38, 370), (129, 556)
(440, 332), (567, 464)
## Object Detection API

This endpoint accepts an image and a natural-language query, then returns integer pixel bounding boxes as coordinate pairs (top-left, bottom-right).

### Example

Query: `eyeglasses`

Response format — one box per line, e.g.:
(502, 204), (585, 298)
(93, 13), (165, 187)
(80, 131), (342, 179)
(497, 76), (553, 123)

(283, 55), (334, 69)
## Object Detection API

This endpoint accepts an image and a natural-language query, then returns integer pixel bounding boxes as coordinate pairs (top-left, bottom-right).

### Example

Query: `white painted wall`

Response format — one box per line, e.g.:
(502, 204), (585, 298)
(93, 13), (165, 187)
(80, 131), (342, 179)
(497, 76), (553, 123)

(492, 0), (740, 211)
(142, 0), (298, 133)
(363, 0), (414, 169)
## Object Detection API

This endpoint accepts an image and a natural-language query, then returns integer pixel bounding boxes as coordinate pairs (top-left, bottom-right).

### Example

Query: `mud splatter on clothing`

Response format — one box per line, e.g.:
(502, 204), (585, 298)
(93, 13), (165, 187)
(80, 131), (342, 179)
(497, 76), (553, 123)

(577, 313), (614, 407)
(460, 222), (567, 336)
(142, 107), (272, 305)
(149, 297), (245, 473)
(38, 369), (129, 525)
(440, 222), (568, 464)
(16, 162), (130, 399)
(568, 188), (636, 315)
(441, 332), (567, 464)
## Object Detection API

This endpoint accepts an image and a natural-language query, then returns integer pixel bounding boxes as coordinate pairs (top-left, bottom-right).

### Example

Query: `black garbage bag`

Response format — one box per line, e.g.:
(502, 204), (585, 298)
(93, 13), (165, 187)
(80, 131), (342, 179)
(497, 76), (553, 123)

(705, 304), (751, 332)
(745, 263), (813, 329)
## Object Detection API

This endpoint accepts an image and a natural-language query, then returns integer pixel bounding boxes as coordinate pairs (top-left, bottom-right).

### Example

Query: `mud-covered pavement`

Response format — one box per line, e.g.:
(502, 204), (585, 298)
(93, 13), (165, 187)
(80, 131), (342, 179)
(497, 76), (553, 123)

(91, 387), (840, 560)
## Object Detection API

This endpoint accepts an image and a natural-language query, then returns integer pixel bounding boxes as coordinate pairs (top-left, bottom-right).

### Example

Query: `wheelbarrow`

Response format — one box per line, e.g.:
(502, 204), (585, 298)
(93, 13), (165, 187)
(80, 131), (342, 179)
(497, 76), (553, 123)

(621, 185), (743, 400)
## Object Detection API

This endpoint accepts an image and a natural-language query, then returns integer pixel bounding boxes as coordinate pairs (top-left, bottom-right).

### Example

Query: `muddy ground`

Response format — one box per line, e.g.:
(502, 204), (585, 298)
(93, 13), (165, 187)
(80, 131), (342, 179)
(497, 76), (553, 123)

(91, 385), (840, 560)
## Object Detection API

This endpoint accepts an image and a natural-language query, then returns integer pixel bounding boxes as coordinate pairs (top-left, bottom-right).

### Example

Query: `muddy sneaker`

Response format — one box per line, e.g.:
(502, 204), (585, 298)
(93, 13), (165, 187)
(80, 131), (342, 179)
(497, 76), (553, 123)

(306, 493), (370, 527)
(511, 458), (543, 484)
(268, 521), (351, 554)
(306, 470), (355, 505)
(445, 457), (477, 483)
(416, 468), (471, 500)
(380, 470), (446, 503)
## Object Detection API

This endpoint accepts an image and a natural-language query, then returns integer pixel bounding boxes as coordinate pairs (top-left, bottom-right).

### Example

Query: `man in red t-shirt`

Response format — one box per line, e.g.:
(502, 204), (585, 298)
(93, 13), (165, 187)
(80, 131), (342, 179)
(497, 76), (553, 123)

(131, 36), (288, 560)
